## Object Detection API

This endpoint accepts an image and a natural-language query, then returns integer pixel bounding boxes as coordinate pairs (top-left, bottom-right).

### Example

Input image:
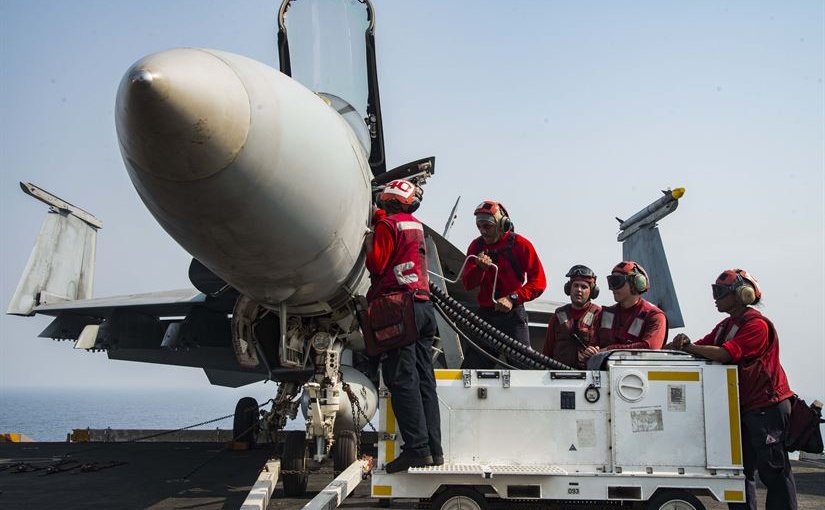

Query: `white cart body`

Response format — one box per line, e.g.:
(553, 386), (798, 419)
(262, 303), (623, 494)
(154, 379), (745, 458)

(371, 351), (746, 504)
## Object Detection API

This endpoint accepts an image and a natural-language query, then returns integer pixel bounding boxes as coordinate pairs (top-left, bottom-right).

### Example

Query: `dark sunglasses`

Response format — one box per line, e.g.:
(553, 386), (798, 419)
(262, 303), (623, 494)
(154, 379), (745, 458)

(711, 284), (734, 300)
(606, 274), (628, 290)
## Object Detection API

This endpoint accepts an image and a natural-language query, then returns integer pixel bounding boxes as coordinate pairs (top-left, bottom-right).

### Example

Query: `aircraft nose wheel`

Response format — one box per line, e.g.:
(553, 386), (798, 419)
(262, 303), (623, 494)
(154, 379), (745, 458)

(281, 430), (309, 497)
(333, 430), (358, 474)
(646, 490), (705, 510)
(232, 397), (259, 445)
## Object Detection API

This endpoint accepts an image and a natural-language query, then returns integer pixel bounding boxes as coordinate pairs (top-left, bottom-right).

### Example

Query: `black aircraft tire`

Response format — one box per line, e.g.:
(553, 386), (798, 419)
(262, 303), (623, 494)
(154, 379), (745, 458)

(232, 397), (259, 444)
(281, 430), (308, 497)
(333, 430), (358, 474)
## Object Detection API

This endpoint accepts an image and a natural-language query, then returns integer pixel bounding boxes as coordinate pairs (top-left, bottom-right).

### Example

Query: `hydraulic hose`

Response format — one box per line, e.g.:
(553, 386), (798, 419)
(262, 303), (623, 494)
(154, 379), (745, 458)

(431, 299), (519, 370)
(428, 283), (573, 370)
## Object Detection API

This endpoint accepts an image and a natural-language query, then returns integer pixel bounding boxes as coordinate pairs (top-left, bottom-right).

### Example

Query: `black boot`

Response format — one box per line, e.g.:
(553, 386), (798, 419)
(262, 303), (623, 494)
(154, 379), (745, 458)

(385, 452), (433, 474)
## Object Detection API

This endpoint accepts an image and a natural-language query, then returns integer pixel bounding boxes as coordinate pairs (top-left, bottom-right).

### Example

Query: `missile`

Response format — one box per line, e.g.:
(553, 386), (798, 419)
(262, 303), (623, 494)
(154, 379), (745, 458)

(115, 48), (373, 312)
(616, 188), (685, 241)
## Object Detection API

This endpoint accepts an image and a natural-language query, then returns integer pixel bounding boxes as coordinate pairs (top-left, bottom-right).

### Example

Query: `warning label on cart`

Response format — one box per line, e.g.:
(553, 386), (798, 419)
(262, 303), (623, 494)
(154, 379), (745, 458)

(576, 419), (596, 447)
(668, 384), (686, 412)
(630, 409), (664, 432)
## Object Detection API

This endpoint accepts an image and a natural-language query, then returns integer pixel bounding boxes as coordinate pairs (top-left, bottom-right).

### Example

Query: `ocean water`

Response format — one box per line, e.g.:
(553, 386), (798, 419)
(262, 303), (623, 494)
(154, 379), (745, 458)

(0, 385), (302, 442)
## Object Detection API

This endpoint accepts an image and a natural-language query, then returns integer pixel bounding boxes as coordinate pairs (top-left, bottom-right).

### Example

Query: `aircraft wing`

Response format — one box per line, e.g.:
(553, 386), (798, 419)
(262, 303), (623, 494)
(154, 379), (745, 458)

(30, 288), (269, 387)
(34, 288), (220, 317)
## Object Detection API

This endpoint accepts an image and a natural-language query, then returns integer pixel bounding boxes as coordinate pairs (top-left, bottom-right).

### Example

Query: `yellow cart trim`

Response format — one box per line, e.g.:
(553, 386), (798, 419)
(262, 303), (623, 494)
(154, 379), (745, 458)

(435, 369), (463, 380)
(386, 397), (396, 462)
(647, 371), (700, 382)
(727, 367), (743, 465)
(724, 489), (745, 501)
(373, 485), (393, 497)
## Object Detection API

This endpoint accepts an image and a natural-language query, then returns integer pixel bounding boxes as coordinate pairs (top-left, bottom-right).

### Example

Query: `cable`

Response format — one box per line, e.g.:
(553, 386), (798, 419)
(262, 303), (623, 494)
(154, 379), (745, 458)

(429, 283), (573, 370)
(432, 300), (518, 370)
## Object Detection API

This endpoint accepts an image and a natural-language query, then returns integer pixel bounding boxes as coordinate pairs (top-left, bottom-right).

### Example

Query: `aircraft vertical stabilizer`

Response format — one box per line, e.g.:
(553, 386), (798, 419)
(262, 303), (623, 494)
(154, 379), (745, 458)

(7, 182), (101, 316)
(618, 188), (685, 328)
(622, 225), (684, 328)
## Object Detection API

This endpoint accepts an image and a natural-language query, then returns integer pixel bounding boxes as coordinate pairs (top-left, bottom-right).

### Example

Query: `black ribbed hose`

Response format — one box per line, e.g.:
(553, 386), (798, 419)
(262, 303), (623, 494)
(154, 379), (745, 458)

(428, 283), (573, 370)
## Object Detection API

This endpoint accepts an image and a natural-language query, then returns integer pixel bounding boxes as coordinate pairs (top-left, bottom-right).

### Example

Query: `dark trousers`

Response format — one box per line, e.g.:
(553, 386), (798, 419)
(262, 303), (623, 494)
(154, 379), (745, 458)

(461, 305), (530, 369)
(730, 398), (797, 510)
(381, 301), (442, 458)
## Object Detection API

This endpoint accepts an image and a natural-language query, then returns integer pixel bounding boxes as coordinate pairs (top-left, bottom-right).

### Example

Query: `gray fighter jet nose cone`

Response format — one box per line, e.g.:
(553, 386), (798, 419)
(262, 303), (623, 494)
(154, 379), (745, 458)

(115, 48), (250, 182)
(129, 69), (154, 86)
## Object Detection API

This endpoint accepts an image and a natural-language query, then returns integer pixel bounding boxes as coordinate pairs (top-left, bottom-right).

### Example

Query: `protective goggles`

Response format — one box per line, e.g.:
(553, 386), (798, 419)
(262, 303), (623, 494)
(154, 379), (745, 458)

(711, 284), (735, 300)
(606, 273), (629, 290)
(565, 266), (595, 279)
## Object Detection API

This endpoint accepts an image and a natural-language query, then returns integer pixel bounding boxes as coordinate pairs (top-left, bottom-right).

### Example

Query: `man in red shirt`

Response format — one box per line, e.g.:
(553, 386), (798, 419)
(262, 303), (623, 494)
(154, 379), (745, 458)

(669, 269), (796, 510)
(365, 179), (443, 473)
(543, 265), (601, 368)
(461, 201), (546, 368)
(581, 261), (666, 366)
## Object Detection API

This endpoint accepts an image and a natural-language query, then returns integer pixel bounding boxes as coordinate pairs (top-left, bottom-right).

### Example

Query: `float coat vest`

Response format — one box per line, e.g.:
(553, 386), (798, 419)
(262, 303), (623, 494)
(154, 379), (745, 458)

(366, 213), (430, 302)
(552, 302), (601, 367)
(713, 308), (793, 411)
(597, 299), (664, 347)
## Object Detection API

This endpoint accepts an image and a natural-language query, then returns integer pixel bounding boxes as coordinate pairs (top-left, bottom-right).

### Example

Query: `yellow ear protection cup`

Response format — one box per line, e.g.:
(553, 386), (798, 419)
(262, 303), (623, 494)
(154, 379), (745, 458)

(737, 283), (756, 305)
(496, 202), (513, 232)
(628, 263), (649, 294)
(733, 271), (757, 305)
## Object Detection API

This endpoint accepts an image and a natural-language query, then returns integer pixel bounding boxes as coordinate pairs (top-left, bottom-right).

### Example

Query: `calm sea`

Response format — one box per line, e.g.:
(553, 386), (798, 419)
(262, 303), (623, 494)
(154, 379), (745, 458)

(0, 385), (303, 442)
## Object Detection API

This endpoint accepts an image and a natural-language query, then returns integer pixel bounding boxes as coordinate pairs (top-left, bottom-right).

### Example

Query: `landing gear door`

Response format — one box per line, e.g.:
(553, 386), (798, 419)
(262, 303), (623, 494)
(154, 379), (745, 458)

(278, 0), (386, 176)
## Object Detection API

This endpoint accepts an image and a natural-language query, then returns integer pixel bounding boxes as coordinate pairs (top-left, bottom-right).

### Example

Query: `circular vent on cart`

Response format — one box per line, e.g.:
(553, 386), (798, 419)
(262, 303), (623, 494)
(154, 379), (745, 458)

(616, 371), (647, 402)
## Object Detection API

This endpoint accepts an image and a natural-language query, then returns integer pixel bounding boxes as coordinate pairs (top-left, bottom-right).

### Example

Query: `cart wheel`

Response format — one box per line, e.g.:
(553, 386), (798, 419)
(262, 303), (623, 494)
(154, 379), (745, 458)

(333, 430), (358, 474)
(281, 430), (308, 497)
(646, 490), (705, 510)
(431, 487), (488, 510)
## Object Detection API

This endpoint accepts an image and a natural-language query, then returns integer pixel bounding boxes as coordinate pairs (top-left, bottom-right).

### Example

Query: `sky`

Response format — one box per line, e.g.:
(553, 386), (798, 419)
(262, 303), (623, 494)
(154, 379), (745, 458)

(1, 1), (823, 410)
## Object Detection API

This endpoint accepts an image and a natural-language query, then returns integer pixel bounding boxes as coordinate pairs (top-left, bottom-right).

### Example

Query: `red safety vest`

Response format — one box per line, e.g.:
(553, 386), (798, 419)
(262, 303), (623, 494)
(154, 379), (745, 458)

(552, 302), (601, 367)
(366, 213), (430, 302)
(597, 299), (664, 347)
(712, 308), (793, 411)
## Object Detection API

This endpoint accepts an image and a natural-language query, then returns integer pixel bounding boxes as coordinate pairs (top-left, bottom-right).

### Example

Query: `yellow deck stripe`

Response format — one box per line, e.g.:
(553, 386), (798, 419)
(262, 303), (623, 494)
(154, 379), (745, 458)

(727, 368), (743, 465)
(647, 371), (700, 382)
(724, 489), (744, 501)
(386, 397), (396, 462)
(435, 369), (462, 380)
(373, 485), (393, 497)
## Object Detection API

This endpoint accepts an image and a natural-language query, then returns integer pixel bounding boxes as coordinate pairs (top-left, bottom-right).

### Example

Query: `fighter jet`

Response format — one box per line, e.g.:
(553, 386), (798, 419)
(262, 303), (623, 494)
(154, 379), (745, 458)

(6, 0), (477, 492)
(6, 0), (685, 494)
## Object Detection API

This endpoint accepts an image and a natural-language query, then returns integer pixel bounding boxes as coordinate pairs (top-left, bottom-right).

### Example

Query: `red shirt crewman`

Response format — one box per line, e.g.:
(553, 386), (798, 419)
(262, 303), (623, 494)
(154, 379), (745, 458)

(669, 269), (796, 509)
(543, 265), (601, 368)
(461, 200), (546, 369)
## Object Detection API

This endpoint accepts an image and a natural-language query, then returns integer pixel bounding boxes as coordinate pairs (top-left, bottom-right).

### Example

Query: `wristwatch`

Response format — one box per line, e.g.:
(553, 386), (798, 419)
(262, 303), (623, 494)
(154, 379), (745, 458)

(508, 293), (519, 304)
